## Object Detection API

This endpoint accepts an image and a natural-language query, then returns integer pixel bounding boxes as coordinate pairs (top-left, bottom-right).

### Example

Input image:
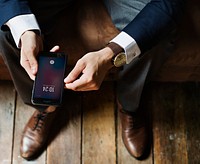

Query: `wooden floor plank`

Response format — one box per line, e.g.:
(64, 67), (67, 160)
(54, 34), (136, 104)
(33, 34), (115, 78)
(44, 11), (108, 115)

(182, 83), (200, 163)
(1, 80), (200, 163)
(47, 91), (82, 164)
(0, 81), (16, 164)
(152, 83), (188, 164)
(12, 95), (46, 164)
(82, 82), (116, 164)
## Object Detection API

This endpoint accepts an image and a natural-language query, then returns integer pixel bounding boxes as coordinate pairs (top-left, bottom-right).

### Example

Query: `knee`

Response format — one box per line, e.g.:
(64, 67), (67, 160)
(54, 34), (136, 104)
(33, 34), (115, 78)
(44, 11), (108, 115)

(0, 30), (18, 61)
(0, 30), (15, 52)
(0, 30), (8, 46)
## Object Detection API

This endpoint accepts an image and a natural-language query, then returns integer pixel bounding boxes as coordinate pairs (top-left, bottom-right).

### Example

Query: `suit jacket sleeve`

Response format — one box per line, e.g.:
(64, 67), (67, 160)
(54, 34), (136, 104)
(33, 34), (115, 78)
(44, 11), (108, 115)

(122, 0), (185, 54)
(0, 0), (32, 28)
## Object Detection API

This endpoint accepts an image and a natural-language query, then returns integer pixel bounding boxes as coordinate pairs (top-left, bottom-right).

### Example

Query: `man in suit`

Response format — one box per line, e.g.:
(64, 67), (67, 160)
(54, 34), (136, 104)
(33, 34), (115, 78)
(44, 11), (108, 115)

(0, 0), (184, 160)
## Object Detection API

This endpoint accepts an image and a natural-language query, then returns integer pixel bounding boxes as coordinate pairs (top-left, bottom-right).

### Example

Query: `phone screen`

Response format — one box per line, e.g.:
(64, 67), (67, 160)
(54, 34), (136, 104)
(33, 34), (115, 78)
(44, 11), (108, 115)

(31, 52), (67, 106)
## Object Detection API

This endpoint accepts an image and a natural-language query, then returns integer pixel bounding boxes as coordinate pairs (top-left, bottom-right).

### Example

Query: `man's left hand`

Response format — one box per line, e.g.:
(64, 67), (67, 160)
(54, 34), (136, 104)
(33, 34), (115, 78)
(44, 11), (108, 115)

(64, 47), (114, 91)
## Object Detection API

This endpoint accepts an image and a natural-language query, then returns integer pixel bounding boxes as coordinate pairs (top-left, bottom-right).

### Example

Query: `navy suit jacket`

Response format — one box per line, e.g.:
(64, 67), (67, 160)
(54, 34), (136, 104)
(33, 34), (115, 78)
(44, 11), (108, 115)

(0, 0), (185, 54)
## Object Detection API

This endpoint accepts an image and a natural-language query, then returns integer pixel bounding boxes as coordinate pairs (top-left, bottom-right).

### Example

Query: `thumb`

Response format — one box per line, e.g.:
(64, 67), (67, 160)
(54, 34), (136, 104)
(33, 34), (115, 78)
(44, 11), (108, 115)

(50, 45), (60, 52)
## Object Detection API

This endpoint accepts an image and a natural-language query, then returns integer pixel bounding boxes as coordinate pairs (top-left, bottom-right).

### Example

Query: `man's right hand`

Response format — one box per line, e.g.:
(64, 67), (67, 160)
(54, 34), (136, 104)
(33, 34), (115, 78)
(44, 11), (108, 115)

(20, 30), (43, 80)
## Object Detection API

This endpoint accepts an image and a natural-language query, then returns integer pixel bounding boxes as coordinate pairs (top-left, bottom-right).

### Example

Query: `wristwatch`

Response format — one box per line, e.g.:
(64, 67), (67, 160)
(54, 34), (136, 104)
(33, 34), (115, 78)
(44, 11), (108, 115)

(107, 42), (126, 67)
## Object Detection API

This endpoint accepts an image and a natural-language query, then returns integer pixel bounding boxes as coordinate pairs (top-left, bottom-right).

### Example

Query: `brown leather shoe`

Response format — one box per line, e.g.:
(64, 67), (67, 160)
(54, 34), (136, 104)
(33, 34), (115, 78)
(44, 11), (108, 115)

(119, 109), (149, 159)
(20, 109), (57, 160)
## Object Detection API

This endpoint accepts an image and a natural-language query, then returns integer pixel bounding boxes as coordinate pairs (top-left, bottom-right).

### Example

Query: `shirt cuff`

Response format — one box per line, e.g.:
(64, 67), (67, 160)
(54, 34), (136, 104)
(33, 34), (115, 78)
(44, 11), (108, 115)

(110, 31), (141, 64)
(6, 14), (40, 48)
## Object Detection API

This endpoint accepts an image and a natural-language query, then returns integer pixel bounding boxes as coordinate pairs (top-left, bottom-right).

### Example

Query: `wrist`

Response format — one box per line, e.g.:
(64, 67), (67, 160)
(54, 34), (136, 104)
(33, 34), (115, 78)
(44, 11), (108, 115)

(20, 30), (43, 51)
(30, 29), (40, 35)
(106, 42), (126, 67)
(21, 30), (37, 40)
(100, 47), (114, 69)
(21, 30), (40, 37)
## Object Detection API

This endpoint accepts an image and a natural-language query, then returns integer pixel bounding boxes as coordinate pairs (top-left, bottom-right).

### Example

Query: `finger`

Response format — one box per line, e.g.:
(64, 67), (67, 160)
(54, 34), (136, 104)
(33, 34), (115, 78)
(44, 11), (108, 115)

(65, 78), (86, 90)
(26, 51), (38, 75)
(21, 59), (36, 80)
(65, 79), (98, 91)
(50, 45), (60, 52)
(65, 85), (96, 91)
(64, 61), (85, 83)
(65, 73), (99, 91)
(20, 51), (35, 80)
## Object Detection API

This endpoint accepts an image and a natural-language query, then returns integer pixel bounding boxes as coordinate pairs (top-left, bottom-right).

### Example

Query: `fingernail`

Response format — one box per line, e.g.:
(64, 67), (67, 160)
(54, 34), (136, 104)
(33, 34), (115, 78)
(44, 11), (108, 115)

(64, 78), (68, 82)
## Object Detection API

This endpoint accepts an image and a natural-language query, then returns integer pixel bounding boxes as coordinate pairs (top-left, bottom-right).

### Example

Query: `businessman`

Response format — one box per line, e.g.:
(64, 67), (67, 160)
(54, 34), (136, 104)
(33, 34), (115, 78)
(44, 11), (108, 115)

(0, 0), (184, 160)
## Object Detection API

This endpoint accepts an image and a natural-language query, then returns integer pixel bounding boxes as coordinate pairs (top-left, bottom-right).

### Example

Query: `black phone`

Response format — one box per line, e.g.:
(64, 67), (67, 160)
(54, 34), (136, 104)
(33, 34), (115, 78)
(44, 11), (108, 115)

(31, 51), (67, 106)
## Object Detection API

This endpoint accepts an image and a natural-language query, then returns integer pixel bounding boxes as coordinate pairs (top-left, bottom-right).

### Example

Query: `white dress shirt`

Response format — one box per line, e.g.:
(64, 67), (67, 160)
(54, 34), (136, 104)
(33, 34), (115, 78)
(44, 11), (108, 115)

(6, 14), (141, 64)
(6, 14), (40, 48)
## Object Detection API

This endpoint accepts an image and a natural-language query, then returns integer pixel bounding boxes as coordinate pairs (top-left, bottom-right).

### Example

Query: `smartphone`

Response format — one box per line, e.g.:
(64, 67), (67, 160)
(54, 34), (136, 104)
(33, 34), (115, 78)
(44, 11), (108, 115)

(31, 51), (67, 106)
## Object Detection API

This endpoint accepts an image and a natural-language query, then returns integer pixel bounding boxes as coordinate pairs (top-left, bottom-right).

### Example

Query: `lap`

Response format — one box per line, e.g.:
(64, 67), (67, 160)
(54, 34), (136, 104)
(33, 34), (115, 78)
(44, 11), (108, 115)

(103, 0), (150, 30)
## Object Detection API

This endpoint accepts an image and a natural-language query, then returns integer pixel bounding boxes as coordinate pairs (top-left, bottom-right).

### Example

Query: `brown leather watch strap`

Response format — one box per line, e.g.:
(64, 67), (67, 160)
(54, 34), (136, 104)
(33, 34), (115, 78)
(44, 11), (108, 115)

(106, 42), (124, 56)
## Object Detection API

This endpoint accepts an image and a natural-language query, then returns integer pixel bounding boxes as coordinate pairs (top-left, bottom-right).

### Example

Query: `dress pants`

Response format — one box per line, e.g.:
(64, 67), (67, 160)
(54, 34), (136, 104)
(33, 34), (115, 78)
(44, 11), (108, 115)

(0, 0), (176, 112)
(105, 0), (175, 112)
(0, 31), (47, 111)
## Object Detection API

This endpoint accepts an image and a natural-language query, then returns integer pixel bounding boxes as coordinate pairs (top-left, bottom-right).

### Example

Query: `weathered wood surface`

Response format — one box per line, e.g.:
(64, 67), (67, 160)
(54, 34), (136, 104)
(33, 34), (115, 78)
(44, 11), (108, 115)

(47, 91), (82, 164)
(151, 82), (200, 164)
(151, 83), (188, 163)
(0, 81), (15, 164)
(0, 81), (200, 163)
(180, 83), (200, 164)
(82, 83), (116, 164)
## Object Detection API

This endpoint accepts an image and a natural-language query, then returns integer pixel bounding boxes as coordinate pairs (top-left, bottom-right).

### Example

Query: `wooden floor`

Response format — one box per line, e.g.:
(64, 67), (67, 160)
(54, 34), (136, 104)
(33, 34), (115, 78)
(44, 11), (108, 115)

(0, 81), (200, 164)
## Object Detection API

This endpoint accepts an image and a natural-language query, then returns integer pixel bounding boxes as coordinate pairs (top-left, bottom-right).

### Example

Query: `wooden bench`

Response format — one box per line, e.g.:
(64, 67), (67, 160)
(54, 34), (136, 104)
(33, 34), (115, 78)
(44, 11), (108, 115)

(1, 0), (200, 82)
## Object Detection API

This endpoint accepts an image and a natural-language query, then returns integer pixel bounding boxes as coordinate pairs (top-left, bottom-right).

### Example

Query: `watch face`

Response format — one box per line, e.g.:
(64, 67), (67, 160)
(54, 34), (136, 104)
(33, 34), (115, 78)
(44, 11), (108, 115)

(113, 52), (126, 67)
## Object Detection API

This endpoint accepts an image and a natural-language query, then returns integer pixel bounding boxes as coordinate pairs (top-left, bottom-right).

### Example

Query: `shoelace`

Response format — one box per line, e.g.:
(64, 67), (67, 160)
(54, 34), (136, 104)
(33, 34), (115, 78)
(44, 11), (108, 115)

(122, 112), (144, 130)
(32, 112), (48, 131)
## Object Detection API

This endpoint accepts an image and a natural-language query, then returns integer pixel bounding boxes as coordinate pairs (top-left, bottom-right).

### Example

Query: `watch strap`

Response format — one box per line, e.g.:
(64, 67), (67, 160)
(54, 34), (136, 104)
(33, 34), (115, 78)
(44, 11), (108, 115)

(107, 42), (124, 56)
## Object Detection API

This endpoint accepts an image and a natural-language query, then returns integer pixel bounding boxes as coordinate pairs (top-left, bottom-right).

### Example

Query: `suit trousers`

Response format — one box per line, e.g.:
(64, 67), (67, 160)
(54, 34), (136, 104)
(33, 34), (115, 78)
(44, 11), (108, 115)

(0, 1), (176, 113)
(105, 0), (175, 112)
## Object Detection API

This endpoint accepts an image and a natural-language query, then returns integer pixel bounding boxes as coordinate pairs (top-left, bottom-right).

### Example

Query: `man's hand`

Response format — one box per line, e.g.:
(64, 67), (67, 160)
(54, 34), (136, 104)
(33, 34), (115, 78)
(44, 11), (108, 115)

(20, 30), (43, 80)
(64, 47), (114, 91)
